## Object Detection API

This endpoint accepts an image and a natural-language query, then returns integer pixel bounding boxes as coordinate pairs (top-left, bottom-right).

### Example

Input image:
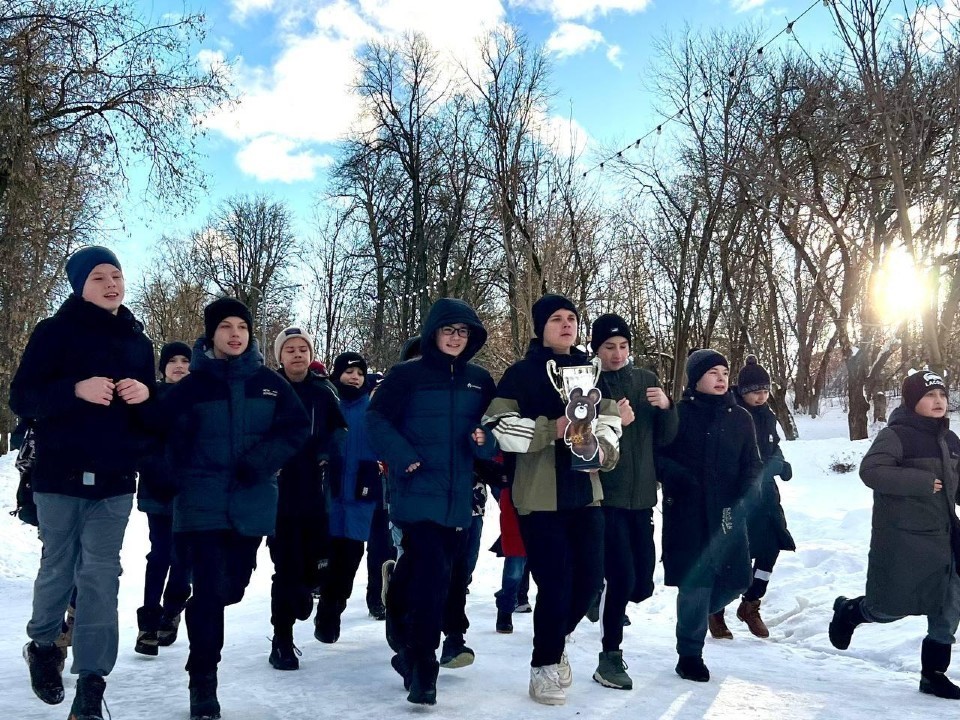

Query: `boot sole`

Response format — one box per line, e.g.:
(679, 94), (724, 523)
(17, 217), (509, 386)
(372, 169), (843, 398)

(592, 671), (633, 690)
(135, 643), (160, 656)
(440, 652), (475, 669)
(529, 688), (566, 705)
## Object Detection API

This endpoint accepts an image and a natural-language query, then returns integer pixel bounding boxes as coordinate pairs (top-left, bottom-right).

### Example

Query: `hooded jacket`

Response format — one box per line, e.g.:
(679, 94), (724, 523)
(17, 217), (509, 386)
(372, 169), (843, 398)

(484, 340), (621, 514)
(366, 299), (497, 529)
(163, 338), (309, 536)
(9, 295), (156, 499)
(860, 405), (960, 616)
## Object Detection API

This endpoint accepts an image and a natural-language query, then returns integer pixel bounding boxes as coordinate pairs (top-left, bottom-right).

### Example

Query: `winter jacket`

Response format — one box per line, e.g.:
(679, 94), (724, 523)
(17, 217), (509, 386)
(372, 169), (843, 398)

(367, 299), (497, 529)
(860, 406), (960, 617)
(329, 386), (378, 541)
(656, 389), (761, 590)
(735, 393), (796, 558)
(164, 339), (310, 537)
(137, 382), (178, 515)
(9, 296), (156, 499)
(597, 363), (678, 510)
(484, 341), (621, 514)
(276, 369), (346, 519)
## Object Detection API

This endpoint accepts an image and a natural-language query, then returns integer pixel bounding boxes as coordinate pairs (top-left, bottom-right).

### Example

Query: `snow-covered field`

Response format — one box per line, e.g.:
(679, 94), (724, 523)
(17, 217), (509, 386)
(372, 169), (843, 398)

(0, 403), (950, 719)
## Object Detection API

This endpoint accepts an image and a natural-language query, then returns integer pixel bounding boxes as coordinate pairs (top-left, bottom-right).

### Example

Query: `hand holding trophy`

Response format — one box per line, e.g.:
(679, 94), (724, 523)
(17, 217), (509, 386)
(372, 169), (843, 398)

(546, 356), (603, 472)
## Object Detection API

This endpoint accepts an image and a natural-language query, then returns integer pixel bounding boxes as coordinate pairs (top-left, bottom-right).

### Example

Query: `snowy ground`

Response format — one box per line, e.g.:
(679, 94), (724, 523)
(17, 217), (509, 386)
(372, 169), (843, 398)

(0, 403), (952, 719)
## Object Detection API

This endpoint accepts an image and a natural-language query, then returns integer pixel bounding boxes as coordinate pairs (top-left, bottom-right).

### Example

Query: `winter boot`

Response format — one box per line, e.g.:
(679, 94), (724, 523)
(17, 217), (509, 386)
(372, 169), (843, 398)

(313, 599), (343, 644)
(529, 665), (565, 705)
(135, 606), (162, 656)
(736, 598), (770, 638)
(157, 611), (181, 647)
(496, 611), (513, 634)
(593, 650), (633, 690)
(189, 672), (221, 720)
(23, 641), (64, 705)
(557, 650), (573, 688)
(67, 673), (106, 720)
(676, 655), (710, 682)
(391, 651), (412, 691)
(828, 595), (865, 650)
(920, 638), (960, 699)
(407, 657), (439, 705)
(708, 610), (733, 639)
(268, 636), (301, 671)
(439, 635), (475, 669)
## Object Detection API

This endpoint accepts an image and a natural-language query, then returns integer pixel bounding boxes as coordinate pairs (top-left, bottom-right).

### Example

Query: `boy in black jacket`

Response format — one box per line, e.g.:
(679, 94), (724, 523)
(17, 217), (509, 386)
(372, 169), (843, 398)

(11, 246), (155, 720)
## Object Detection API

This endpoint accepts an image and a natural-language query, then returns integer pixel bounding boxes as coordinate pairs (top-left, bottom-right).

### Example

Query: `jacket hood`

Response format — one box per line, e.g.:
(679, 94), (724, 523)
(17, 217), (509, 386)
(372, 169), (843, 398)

(420, 298), (487, 365)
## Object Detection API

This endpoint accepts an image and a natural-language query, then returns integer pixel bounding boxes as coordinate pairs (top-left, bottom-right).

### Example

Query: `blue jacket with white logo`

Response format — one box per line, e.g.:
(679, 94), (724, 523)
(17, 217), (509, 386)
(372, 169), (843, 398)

(367, 299), (497, 529)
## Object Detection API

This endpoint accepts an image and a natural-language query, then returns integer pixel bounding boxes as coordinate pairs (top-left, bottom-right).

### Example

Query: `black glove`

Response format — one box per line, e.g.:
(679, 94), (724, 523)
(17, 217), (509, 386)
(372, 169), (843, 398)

(779, 461), (793, 482)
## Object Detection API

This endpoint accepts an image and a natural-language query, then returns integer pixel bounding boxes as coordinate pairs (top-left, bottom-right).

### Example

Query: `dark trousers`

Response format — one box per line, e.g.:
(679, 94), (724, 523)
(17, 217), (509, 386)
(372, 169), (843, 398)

(393, 521), (466, 661)
(177, 530), (260, 675)
(600, 507), (655, 651)
(441, 515), (482, 640)
(676, 582), (742, 657)
(321, 536), (365, 607)
(742, 551), (779, 601)
(268, 516), (326, 640)
(365, 505), (395, 611)
(519, 507), (604, 667)
(143, 513), (191, 618)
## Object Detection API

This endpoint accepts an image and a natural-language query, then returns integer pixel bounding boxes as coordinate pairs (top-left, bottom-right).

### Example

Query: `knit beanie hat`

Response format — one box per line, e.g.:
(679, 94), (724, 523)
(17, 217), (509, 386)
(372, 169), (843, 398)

(737, 355), (771, 395)
(590, 313), (632, 353)
(902, 370), (948, 411)
(159, 342), (192, 375)
(274, 326), (315, 365)
(66, 246), (122, 296)
(531, 294), (578, 339)
(332, 352), (368, 381)
(686, 348), (729, 388)
(203, 297), (253, 342)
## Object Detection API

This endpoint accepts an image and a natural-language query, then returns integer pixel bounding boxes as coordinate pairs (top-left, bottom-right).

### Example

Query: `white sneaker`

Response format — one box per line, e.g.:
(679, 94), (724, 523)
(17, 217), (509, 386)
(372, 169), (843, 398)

(557, 651), (573, 688)
(529, 665), (566, 705)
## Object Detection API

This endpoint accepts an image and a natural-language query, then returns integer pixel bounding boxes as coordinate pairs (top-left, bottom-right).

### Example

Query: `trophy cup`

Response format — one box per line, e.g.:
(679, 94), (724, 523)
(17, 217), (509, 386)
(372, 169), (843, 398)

(546, 356), (604, 471)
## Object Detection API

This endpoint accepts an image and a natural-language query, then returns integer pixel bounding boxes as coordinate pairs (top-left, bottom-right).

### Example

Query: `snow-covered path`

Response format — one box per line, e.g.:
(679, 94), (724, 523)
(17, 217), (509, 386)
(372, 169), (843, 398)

(0, 410), (949, 719)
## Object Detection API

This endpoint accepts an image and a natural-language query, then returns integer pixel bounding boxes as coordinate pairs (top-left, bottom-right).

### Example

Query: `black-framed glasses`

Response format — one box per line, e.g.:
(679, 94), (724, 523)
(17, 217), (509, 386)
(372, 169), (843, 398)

(440, 326), (470, 338)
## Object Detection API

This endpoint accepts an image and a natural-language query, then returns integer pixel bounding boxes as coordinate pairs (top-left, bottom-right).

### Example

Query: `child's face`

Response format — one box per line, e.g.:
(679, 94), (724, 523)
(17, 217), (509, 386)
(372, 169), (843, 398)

(339, 366), (365, 388)
(280, 339), (311, 377)
(435, 324), (470, 358)
(164, 355), (190, 383)
(597, 337), (630, 371)
(696, 365), (729, 395)
(742, 389), (769, 407)
(915, 389), (948, 418)
(543, 310), (578, 352)
(81, 263), (124, 314)
(212, 317), (250, 359)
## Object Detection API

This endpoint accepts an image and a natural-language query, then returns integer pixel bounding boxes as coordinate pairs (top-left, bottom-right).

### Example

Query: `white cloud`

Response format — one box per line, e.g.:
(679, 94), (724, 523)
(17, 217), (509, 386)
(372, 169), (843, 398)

(235, 135), (334, 182)
(538, 112), (592, 160)
(606, 44), (623, 69)
(510, 0), (651, 22)
(546, 22), (604, 57)
(230, 0), (276, 22)
(730, 0), (767, 12)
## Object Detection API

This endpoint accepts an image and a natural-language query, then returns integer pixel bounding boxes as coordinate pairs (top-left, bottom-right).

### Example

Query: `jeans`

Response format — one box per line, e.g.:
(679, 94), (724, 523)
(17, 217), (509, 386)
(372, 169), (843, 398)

(495, 557), (528, 613)
(675, 583), (743, 656)
(29, 493), (132, 676)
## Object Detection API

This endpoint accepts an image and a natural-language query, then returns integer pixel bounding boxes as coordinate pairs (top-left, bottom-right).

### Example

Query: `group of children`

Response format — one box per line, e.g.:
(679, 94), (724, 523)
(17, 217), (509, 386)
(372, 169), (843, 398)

(11, 244), (960, 720)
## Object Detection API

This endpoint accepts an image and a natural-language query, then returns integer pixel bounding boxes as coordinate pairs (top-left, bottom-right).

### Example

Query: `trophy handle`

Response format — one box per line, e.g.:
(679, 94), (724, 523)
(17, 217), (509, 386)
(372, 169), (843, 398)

(546, 359), (565, 398)
(590, 356), (602, 387)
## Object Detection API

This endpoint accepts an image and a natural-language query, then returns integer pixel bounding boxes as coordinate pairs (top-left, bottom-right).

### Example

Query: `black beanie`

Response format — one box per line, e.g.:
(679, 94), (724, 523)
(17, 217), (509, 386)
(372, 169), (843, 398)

(737, 355), (771, 395)
(332, 352), (368, 381)
(590, 313), (631, 353)
(902, 370), (947, 411)
(159, 341), (192, 375)
(686, 348), (729, 388)
(203, 297), (254, 342)
(531, 294), (578, 339)
(66, 246), (122, 296)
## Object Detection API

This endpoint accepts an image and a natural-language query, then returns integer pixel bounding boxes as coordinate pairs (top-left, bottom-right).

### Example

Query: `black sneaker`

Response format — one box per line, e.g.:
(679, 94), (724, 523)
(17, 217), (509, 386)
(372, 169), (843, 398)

(496, 611), (513, 634)
(268, 637), (301, 671)
(68, 673), (106, 720)
(189, 672), (221, 720)
(675, 655), (710, 682)
(439, 635), (475, 669)
(23, 641), (64, 705)
(313, 601), (342, 644)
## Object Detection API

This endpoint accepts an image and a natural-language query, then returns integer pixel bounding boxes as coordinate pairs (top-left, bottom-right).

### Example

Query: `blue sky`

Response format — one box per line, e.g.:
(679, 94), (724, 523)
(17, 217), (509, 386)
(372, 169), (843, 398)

(114, 0), (833, 276)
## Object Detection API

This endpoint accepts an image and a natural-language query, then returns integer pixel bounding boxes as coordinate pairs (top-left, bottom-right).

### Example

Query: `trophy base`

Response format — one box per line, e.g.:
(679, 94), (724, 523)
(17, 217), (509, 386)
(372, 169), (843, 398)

(571, 455), (602, 473)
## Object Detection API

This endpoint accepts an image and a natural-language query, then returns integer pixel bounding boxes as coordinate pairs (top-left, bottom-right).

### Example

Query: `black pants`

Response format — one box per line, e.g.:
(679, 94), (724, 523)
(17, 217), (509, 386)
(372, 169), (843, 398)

(143, 513), (191, 616)
(177, 530), (260, 675)
(600, 507), (655, 651)
(519, 507), (604, 667)
(320, 537), (365, 606)
(441, 518), (478, 640)
(268, 515), (327, 640)
(743, 550), (779, 601)
(365, 505), (395, 611)
(392, 521), (466, 661)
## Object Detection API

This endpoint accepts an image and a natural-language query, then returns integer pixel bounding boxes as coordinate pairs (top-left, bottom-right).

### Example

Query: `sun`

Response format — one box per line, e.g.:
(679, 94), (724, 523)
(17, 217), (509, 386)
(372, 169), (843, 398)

(873, 248), (928, 325)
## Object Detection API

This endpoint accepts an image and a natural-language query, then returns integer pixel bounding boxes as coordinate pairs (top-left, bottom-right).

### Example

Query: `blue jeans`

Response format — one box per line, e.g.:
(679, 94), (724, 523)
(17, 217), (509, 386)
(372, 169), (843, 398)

(29, 493), (132, 676)
(675, 583), (743, 656)
(496, 556), (528, 613)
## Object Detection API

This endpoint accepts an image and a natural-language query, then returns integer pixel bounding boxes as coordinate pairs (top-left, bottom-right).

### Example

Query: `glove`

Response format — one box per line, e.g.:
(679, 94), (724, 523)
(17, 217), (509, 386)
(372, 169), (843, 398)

(779, 461), (792, 482)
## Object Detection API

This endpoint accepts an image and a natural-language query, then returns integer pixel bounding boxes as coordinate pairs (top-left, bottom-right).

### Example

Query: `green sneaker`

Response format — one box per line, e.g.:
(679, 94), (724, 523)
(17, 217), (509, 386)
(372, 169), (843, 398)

(593, 650), (633, 690)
